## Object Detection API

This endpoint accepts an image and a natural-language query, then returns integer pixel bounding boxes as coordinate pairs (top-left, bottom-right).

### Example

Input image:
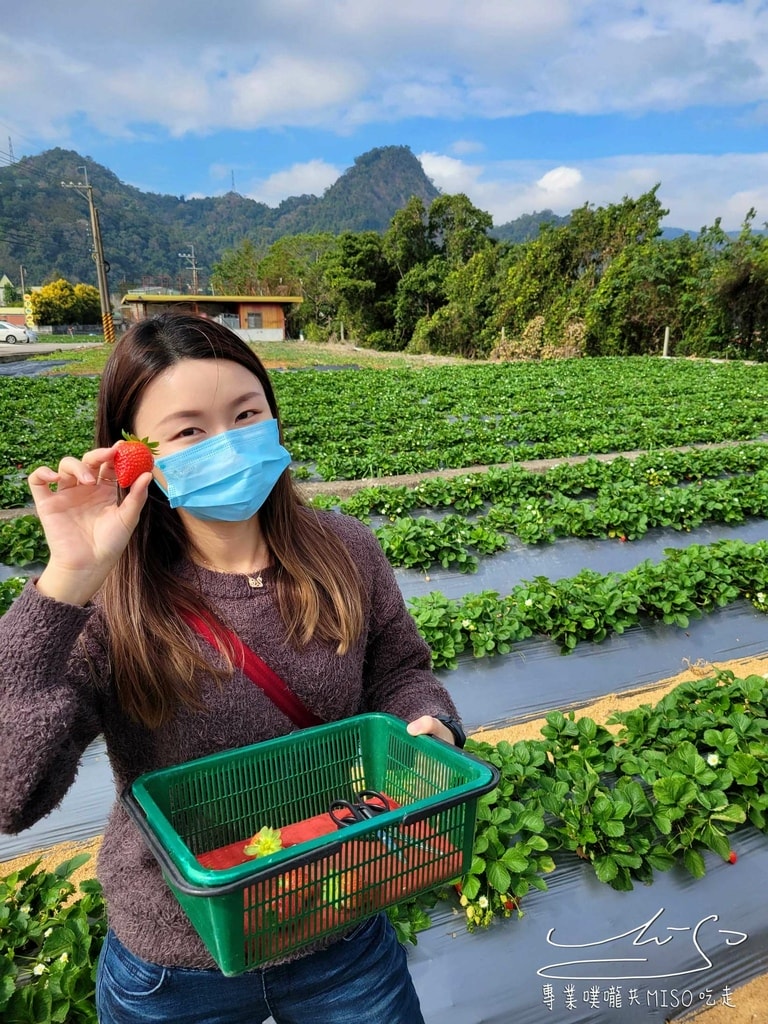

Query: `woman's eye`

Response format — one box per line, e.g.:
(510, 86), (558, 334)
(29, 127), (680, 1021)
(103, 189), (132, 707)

(176, 427), (200, 438)
(236, 409), (260, 422)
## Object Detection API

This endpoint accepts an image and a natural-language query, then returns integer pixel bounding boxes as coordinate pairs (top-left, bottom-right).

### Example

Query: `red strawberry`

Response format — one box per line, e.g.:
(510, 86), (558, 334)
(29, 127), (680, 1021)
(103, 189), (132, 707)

(114, 432), (158, 488)
(727, 851), (738, 864)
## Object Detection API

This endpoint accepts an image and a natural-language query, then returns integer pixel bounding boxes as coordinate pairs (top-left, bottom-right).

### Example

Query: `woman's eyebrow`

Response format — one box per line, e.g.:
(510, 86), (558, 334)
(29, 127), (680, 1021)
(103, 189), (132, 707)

(154, 392), (266, 428)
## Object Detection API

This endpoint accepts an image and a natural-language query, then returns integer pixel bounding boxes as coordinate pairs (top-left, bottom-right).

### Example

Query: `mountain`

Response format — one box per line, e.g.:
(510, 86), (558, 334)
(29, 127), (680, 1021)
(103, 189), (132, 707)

(0, 145), (440, 291)
(491, 209), (570, 243)
(268, 146), (441, 236)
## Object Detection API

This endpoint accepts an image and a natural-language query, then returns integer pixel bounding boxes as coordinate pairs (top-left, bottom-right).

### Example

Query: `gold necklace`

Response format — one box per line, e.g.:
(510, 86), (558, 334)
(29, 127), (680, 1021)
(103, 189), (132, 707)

(197, 558), (264, 589)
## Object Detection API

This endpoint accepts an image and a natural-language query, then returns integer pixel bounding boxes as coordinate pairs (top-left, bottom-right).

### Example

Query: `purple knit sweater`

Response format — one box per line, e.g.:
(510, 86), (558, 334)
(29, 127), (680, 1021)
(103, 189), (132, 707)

(0, 511), (458, 968)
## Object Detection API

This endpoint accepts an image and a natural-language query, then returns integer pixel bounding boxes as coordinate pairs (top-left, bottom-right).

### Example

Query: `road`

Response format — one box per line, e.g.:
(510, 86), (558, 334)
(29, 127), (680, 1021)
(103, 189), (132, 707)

(0, 340), (104, 362)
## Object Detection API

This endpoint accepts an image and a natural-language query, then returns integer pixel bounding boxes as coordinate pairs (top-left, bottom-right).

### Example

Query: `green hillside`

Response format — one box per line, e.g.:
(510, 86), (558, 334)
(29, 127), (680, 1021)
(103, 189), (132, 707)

(0, 145), (439, 290)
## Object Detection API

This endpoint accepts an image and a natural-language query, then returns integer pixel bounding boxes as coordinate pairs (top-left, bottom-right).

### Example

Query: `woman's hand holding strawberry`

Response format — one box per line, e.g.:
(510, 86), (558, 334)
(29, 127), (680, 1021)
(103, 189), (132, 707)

(28, 445), (152, 606)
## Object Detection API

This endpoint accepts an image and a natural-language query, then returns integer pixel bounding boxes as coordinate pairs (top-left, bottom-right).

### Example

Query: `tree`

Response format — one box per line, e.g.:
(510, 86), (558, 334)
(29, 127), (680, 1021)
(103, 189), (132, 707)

(2, 282), (21, 305)
(411, 247), (502, 357)
(383, 197), (434, 278)
(29, 279), (79, 325)
(73, 283), (102, 324)
(493, 188), (669, 353)
(584, 237), (702, 355)
(321, 232), (398, 341)
(493, 225), (580, 347)
(567, 186), (667, 292)
(393, 258), (448, 347)
(427, 194), (493, 268)
(210, 240), (261, 294)
(708, 210), (768, 359)
(256, 233), (337, 335)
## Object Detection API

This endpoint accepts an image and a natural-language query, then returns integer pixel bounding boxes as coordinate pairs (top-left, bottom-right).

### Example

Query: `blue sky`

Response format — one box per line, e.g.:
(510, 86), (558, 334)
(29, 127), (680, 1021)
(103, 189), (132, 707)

(2, 0), (768, 231)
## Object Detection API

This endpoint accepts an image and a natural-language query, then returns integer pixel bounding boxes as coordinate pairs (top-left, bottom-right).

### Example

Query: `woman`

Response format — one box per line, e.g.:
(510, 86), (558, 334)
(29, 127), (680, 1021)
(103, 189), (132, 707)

(0, 312), (465, 1024)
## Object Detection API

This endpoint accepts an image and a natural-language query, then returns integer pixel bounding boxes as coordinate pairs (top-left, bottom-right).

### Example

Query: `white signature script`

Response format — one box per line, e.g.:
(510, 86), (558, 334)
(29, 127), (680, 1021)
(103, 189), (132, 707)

(537, 908), (747, 980)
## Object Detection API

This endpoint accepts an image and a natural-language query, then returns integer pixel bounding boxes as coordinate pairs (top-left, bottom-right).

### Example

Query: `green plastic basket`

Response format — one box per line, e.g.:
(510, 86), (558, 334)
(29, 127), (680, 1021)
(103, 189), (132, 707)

(121, 713), (498, 975)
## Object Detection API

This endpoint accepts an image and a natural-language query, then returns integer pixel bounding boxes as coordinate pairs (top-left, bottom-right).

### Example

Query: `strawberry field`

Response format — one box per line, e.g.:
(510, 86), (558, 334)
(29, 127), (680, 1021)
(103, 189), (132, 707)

(2, 353), (768, 1022)
(2, 357), (768, 501)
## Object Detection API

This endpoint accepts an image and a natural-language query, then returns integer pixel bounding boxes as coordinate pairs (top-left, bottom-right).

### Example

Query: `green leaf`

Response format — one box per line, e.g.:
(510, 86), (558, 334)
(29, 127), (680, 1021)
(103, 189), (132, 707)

(469, 855), (486, 876)
(601, 819), (625, 837)
(490, 806), (512, 825)
(727, 753), (760, 787)
(594, 855), (619, 883)
(653, 775), (697, 806)
(486, 860), (512, 894)
(500, 847), (530, 873)
(461, 874), (481, 900)
(517, 811), (546, 833)
(652, 812), (672, 834)
(683, 848), (707, 878)
(709, 803), (746, 825)
(700, 825), (731, 860)
(646, 849), (676, 872)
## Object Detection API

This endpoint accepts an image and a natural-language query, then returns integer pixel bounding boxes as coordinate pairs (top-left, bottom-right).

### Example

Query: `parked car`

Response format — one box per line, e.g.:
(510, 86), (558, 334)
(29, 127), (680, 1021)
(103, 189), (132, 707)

(0, 321), (32, 344)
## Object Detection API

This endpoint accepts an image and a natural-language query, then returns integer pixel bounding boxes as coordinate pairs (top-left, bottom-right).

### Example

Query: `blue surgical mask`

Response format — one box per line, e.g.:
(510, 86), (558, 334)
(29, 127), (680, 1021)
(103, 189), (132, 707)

(154, 419), (291, 521)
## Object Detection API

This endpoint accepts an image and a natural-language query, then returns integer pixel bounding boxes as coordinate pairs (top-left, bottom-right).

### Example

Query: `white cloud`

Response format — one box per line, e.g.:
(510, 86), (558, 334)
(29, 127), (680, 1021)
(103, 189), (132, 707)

(245, 159), (341, 206)
(450, 139), (486, 156)
(3, 2), (768, 234)
(225, 57), (365, 129)
(419, 151), (768, 230)
(418, 153), (485, 195)
(4, 0), (768, 138)
(536, 167), (583, 194)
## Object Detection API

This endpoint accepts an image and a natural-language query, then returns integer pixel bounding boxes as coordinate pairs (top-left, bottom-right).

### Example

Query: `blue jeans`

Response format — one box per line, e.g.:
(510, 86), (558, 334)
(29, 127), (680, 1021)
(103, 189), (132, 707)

(96, 913), (425, 1024)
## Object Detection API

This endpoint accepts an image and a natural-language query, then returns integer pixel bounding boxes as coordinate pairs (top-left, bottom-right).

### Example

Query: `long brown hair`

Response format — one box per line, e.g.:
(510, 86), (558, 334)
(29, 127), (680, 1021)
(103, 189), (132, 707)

(95, 312), (365, 728)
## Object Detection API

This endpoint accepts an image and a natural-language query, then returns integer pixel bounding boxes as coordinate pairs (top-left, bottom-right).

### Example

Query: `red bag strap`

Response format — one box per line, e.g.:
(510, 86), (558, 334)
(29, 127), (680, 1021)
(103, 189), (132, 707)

(183, 612), (324, 729)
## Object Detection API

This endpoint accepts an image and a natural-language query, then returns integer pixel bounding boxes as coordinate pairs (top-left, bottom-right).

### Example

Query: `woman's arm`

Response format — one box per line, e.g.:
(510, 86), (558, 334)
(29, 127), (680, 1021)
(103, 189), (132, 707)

(0, 581), (104, 834)
(348, 517), (463, 740)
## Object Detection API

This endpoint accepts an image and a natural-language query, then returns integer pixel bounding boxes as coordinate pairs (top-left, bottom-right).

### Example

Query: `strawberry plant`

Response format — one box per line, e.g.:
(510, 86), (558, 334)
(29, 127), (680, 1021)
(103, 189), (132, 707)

(6, 361), (768, 494)
(375, 515), (507, 573)
(0, 516), (49, 566)
(408, 538), (768, 667)
(0, 577), (25, 614)
(407, 591), (466, 669)
(452, 671), (768, 929)
(303, 445), (768, 562)
(0, 855), (106, 1024)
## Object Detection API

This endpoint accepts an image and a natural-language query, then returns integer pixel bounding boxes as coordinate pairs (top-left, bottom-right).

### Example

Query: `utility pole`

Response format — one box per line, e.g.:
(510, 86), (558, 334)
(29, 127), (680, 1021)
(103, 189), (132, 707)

(19, 264), (34, 330)
(61, 171), (116, 343)
(178, 245), (199, 293)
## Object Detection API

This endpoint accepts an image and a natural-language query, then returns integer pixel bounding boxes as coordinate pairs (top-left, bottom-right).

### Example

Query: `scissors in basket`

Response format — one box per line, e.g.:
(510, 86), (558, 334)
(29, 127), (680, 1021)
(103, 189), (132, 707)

(328, 789), (408, 862)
